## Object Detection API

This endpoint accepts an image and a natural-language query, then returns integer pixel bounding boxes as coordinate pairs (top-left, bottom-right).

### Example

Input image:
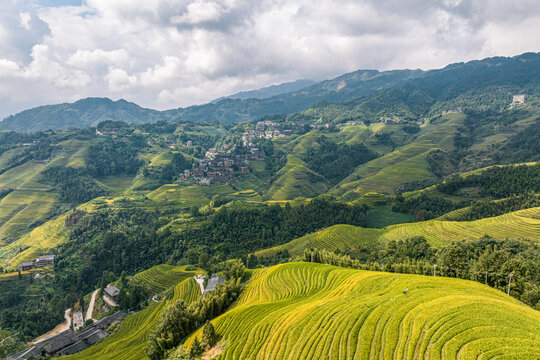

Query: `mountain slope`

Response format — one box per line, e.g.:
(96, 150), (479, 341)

(256, 206), (540, 258)
(0, 69), (422, 132)
(184, 262), (540, 360)
(0, 98), (171, 132)
(65, 266), (201, 360)
(215, 79), (316, 101)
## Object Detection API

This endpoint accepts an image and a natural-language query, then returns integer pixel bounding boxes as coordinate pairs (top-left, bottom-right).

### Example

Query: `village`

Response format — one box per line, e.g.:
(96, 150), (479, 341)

(179, 144), (265, 186)
(8, 271), (226, 360)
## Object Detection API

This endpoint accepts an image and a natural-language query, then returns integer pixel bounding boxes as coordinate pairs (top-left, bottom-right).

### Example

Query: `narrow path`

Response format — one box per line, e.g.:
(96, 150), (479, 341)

(85, 289), (98, 321)
(195, 275), (205, 294)
(31, 308), (71, 344)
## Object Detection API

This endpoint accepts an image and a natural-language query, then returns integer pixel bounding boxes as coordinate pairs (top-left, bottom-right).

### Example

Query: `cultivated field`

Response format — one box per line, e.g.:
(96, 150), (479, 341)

(186, 262), (540, 360)
(335, 113), (464, 197)
(257, 206), (540, 257)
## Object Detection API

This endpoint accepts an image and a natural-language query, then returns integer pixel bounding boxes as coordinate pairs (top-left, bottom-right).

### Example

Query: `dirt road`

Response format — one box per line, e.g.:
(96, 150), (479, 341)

(85, 289), (98, 321)
(31, 308), (71, 344)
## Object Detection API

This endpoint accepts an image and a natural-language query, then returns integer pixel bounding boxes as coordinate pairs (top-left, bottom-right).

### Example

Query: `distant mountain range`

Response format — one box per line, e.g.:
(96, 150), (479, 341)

(213, 79), (316, 101)
(0, 52), (539, 132)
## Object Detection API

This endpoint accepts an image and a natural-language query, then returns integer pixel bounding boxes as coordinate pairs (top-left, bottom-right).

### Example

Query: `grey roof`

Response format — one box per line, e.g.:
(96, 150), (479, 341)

(10, 312), (127, 359)
(104, 286), (120, 297)
(81, 329), (108, 344)
(43, 333), (75, 353)
(7, 345), (42, 360)
(203, 274), (225, 295)
(18, 261), (34, 267)
(94, 311), (127, 330)
(36, 255), (55, 261)
(59, 341), (89, 356)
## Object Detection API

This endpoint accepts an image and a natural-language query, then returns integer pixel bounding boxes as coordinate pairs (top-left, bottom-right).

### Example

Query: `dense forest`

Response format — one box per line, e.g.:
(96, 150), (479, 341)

(40, 167), (108, 204)
(53, 198), (368, 297)
(392, 192), (465, 220)
(85, 136), (146, 177)
(302, 136), (378, 182)
(438, 164), (540, 197)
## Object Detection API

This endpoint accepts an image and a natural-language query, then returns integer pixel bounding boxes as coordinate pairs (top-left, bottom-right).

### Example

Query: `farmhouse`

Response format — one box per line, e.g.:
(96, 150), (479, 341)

(35, 255), (55, 268)
(18, 261), (34, 271)
(512, 94), (528, 104)
(203, 274), (225, 296)
(104, 286), (120, 301)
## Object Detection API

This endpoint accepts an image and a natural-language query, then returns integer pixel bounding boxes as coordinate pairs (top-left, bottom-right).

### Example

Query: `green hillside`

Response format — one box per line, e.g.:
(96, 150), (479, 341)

(257, 206), (540, 258)
(183, 262), (540, 360)
(334, 112), (464, 198)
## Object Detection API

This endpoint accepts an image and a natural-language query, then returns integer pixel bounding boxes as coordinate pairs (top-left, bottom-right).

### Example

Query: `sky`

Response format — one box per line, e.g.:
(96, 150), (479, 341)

(0, 0), (539, 120)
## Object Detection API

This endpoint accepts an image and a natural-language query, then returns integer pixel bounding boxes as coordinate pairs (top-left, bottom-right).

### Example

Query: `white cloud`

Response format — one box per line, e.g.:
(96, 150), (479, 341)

(0, 0), (539, 120)
(171, 1), (223, 25)
(106, 67), (137, 91)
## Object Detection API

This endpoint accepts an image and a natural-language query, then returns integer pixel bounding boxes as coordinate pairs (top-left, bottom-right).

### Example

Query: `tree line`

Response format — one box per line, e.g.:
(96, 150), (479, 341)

(292, 236), (540, 308)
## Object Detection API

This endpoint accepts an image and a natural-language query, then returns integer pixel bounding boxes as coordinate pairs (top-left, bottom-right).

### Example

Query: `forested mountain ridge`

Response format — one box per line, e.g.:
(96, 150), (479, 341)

(2, 52), (539, 134)
(213, 79), (316, 101)
(0, 69), (421, 132)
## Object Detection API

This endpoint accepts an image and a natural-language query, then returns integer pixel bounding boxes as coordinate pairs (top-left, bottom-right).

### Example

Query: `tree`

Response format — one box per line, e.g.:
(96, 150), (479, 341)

(198, 253), (210, 272)
(189, 337), (204, 359)
(190, 206), (201, 217)
(202, 321), (219, 348)
(185, 249), (199, 265)
(437, 244), (468, 277)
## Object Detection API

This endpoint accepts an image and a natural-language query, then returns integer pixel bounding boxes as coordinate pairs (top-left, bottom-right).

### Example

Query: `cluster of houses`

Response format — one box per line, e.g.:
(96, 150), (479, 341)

(18, 255), (55, 271)
(180, 146), (264, 186)
(7, 312), (127, 360)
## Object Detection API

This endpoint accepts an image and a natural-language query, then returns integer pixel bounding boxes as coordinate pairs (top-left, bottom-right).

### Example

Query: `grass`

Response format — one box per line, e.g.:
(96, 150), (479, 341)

(184, 262), (540, 360)
(256, 206), (540, 258)
(65, 267), (202, 360)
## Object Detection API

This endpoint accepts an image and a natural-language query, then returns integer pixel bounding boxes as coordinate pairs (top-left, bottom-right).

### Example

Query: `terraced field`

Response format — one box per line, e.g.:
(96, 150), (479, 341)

(66, 273), (201, 360)
(334, 112), (464, 198)
(134, 264), (203, 293)
(266, 155), (327, 200)
(147, 183), (235, 206)
(256, 206), (540, 257)
(0, 212), (69, 269)
(0, 139), (96, 246)
(185, 262), (540, 360)
(255, 225), (383, 258)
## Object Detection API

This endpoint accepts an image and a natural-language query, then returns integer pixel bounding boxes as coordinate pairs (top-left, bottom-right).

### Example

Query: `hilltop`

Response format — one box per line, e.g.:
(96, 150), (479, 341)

(181, 263), (539, 360)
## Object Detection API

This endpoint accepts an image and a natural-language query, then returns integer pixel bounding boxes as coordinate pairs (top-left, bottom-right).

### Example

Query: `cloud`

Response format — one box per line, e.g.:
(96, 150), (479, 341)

(0, 0), (539, 120)
(171, 1), (224, 25)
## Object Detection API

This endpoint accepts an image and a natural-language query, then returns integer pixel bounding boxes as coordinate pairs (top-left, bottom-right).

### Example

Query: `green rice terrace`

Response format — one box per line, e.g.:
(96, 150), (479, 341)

(183, 262), (540, 360)
(256, 206), (540, 258)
